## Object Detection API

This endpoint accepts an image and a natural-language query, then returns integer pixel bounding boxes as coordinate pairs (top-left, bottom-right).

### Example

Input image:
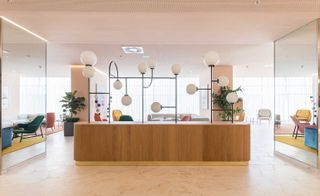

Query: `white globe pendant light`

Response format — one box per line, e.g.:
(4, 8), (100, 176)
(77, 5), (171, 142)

(80, 51), (97, 66)
(121, 95), (132, 106)
(171, 64), (181, 75)
(82, 66), (96, 78)
(138, 63), (148, 74)
(204, 51), (220, 66)
(151, 102), (162, 113)
(186, 84), (198, 95)
(218, 76), (229, 87)
(147, 59), (156, 69)
(113, 79), (123, 90)
(226, 92), (239, 104)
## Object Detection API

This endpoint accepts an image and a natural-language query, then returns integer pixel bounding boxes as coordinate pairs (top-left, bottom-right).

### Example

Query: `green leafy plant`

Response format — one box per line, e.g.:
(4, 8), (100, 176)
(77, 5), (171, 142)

(60, 91), (86, 122)
(213, 86), (242, 121)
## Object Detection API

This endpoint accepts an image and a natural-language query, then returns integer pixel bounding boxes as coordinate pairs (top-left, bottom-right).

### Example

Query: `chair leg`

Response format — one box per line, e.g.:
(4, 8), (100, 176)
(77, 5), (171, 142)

(292, 126), (296, 137)
(40, 127), (44, 138)
(295, 127), (299, 139)
(20, 133), (23, 142)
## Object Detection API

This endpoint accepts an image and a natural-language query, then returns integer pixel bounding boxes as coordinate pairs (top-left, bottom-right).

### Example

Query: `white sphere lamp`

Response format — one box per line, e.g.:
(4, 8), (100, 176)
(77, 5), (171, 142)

(80, 51), (97, 66)
(204, 51), (220, 67)
(218, 76), (229, 87)
(113, 79), (123, 90)
(171, 64), (181, 75)
(138, 63), (148, 74)
(226, 92), (239, 104)
(148, 59), (156, 69)
(151, 102), (162, 113)
(82, 66), (96, 78)
(121, 95), (132, 106)
(186, 84), (198, 95)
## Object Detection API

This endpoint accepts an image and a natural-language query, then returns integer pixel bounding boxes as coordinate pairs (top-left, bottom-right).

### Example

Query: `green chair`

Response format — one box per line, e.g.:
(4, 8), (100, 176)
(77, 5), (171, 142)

(13, 115), (45, 142)
(119, 115), (133, 121)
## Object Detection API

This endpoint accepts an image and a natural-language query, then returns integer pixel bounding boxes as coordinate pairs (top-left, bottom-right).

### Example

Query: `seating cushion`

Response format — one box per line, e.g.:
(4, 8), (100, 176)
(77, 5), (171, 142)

(2, 127), (12, 149)
(304, 127), (318, 149)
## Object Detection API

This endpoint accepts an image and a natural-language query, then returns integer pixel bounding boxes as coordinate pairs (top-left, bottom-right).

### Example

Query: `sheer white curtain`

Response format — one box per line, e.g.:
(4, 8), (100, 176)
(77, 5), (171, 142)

(108, 77), (199, 121)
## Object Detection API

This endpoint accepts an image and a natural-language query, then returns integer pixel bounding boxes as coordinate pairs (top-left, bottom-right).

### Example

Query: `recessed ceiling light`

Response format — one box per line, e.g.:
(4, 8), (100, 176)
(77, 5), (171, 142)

(142, 55), (150, 59)
(122, 46), (144, 54)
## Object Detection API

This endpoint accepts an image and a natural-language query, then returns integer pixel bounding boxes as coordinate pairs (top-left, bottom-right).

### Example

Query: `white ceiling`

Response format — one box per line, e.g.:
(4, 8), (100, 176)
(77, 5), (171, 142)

(0, 0), (319, 77)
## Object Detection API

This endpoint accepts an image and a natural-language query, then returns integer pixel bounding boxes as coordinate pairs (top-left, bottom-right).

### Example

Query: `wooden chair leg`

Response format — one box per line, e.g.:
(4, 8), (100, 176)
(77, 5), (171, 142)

(40, 127), (44, 138)
(292, 126), (296, 137)
(20, 133), (23, 142)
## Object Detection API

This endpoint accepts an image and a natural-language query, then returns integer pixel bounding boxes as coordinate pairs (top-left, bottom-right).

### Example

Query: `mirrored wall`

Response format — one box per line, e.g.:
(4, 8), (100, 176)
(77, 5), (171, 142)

(274, 19), (319, 167)
(0, 18), (47, 171)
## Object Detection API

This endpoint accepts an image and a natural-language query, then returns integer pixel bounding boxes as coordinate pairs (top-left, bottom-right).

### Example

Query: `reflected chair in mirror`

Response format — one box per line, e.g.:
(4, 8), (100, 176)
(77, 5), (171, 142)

(290, 115), (316, 139)
(235, 112), (245, 122)
(12, 115), (45, 142)
(45, 112), (55, 133)
(257, 109), (272, 124)
(119, 115), (133, 121)
(94, 113), (108, 121)
(112, 110), (122, 121)
(294, 109), (311, 122)
(274, 114), (281, 128)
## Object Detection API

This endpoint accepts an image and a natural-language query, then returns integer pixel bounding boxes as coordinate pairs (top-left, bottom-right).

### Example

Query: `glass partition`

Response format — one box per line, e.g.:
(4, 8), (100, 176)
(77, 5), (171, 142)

(0, 18), (47, 170)
(274, 20), (319, 167)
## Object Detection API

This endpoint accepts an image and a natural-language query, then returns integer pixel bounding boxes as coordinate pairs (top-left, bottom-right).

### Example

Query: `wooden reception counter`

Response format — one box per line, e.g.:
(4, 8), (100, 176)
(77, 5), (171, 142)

(74, 122), (250, 165)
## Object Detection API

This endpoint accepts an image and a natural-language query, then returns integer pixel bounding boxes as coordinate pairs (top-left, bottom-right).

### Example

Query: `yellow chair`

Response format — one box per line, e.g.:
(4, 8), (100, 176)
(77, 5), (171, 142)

(295, 109), (311, 122)
(112, 110), (122, 121)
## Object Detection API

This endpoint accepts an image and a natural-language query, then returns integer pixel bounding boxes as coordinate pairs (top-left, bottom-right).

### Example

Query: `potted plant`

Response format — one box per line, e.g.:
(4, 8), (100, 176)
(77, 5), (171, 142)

(213, 86), (242, 121)
(60, 91), (86, 136)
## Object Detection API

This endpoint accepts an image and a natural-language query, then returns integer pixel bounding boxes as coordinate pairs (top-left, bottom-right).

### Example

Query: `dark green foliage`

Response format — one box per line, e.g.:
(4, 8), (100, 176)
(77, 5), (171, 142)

(212, 86), (242, 121)
(60, 91), (86, 122)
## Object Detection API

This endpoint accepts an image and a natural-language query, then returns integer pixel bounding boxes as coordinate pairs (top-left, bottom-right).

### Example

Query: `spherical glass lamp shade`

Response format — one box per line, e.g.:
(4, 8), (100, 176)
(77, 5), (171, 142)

(113, 79), (123, 90)
(80, 51), (97, 66)
(204, 51), (220, 66)
(151, 102), (162, 113)
(171, 64), (181, 75)
(226, 92), (239, 104)
(82, 66), (96, 78)
(138, 63), (148, 74)
(186, 84), (198, 95)
(121, 95), (132, 106)
(148, 59), (156, 69)
(218, 76), (229, 87)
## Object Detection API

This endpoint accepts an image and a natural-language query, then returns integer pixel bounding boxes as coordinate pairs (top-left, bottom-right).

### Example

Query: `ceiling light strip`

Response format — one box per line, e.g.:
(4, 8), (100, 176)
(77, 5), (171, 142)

(0, 16), (48, 42)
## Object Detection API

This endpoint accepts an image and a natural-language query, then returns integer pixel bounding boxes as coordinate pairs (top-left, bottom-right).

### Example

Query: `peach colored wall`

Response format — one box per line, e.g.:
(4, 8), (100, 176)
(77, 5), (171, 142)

(71, 65), (88, 122)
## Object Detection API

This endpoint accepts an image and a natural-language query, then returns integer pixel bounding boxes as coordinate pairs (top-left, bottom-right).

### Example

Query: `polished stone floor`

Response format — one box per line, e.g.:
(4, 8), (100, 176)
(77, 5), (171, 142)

(1, 124), (320, 196)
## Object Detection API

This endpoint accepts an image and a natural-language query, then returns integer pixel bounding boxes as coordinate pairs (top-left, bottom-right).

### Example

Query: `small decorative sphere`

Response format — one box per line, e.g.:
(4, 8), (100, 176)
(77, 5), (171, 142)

(171, 64), (181, 75)
(218, 76), (229, 87)
(113, 80), (122, 90)
(151, 102), (162, 113)
(121, 95), (132, 106)
(80, 50), (97, 66)
(204, 51), (220, 66)
(186, 84), (198, 95)
(226, 92), (239, 103)
(138, 63), (148, 74)
(148, 59), (156, 69)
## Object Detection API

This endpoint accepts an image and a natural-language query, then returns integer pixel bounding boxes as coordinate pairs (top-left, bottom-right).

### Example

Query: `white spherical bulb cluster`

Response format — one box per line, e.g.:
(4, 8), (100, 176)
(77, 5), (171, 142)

(204, 51), (220, 66)
(226, 92), (239, 104)
(113, 80), (122, 90)
(80, 51), (97, 66)
(218, 76), (229, 87)
(148, 59), (156, 69)
(82, 66), (95, 78)
(171, 64), (181, 75)
(151, 102), (162, 113)
(121, 95), (132, 106)
(138, 63), (148, 74)
(186, 84), (198, 95)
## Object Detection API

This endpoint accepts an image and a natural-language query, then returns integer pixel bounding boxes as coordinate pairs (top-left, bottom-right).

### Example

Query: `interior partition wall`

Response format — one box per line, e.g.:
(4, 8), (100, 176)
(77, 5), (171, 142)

(0, 18), (47, 172)
(274, 19), (320, 167)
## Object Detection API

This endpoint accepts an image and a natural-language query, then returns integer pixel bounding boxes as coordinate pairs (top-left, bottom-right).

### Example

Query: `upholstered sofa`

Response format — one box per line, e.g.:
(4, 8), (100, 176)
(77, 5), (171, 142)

(147, 114), (209, 122)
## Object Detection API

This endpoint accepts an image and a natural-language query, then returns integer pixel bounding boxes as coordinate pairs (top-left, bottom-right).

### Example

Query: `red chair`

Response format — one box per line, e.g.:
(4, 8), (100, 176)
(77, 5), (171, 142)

(46, 112), (55, 132)
(94, 113), (107, 122)
(290, 115), (316, 139)
(181, 115), (192, 121)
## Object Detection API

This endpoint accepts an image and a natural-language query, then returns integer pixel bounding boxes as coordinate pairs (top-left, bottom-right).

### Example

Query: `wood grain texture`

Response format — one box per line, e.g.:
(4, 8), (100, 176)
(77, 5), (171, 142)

(74, 123), (250, 162)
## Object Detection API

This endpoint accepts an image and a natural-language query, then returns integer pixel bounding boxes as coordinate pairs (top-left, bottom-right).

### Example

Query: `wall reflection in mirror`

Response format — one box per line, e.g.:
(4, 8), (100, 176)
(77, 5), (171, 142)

(1, 18), (47, 170)
(274, 20), (319, 167)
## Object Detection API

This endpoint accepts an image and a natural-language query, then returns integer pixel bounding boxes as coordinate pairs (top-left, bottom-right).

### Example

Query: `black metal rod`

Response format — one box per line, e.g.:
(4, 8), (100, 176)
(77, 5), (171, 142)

(175, 75), (178, 124)
(89, 92), (110, 95)
(143, 68), (154, 88)
(87, 78), (90, 123)
(210, 65), (213, 123)
(197, 88), (211, 91)
(162, 106), (176, 109)
(142, 74), (144, 123)
(110, 76), (175, 79)
(125, 78), (128, 95)
(231, 104), (234, 123)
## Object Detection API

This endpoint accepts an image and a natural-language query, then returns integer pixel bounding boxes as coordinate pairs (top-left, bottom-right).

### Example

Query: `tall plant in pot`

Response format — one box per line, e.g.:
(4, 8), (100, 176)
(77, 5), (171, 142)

(60, 91), (86, 136)
(213, 86), (242, 121)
